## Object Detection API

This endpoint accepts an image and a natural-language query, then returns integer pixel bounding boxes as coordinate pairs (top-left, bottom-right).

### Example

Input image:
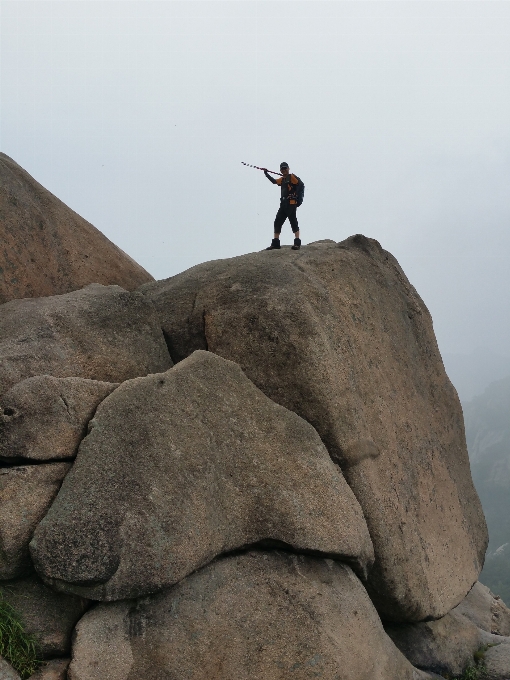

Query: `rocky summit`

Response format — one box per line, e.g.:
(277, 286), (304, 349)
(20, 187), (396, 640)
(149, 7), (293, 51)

(142, 235), (488, 622)
(0, 167), (508, 679)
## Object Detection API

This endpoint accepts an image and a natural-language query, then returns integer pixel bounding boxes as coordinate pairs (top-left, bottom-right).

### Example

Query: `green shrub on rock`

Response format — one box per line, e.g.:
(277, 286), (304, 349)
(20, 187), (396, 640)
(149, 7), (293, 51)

(445, 642), (500, 680)
(0, 589), (39, 679)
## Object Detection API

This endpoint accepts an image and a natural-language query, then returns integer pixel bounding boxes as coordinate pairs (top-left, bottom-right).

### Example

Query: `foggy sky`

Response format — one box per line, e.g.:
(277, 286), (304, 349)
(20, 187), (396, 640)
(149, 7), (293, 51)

(1, 1), (510, 371)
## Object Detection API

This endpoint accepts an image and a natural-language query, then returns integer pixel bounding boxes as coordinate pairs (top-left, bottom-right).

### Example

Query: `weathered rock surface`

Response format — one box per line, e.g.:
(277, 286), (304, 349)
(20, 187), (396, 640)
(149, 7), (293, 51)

(492, 599), (510, 639)
(0, 657), (20, 680)
(0, 284), (172, 397)
(453, 581), (510, 636)
(28, 659), (70, 680)
(0, 376), (117, 462)
(68, 551), (427, 680)
(0, 464), (70, 579)
(0, 153), (153, 305)
(141, 235), (488, 621)
(31, 350), (373, 601)
(484, 639), (510, 679)
(0, 575), (88, 657)
(385, 610), (482, 676)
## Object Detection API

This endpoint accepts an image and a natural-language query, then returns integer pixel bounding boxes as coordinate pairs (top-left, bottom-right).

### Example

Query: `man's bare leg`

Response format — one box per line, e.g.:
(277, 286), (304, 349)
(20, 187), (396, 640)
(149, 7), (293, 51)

(272, 230), (299, 239)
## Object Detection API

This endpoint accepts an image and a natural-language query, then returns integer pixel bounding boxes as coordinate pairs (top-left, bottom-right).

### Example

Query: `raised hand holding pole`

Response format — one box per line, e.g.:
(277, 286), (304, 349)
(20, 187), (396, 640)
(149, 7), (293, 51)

(241, 162), (283, 176)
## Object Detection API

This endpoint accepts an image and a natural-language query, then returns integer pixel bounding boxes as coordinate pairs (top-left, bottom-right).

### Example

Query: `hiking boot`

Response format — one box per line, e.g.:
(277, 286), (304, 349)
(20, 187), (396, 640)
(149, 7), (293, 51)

(291, 238), (301, 250)
(266, 238), (281, 250)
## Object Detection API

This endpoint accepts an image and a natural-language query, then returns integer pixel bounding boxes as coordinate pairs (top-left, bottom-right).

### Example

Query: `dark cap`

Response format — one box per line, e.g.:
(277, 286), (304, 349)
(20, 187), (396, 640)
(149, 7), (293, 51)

(280, 162), (289, 169)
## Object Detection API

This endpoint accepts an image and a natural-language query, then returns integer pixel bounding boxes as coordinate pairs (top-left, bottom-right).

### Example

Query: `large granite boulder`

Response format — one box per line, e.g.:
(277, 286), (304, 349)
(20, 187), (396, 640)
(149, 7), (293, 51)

(0, 153), (153, 305)
(0, 376), (117, 462)
(0, 575), (88, 658)
(385, 610), (482, 676)
(30, 351), (373, 601)
(67, 551), (428, 680)
(141, 236), (488, 621)
(484, 640), (510, 680)
(0, 284), (171, 397)
(0, 464), (70, 579)
(453, 581), (510, 637)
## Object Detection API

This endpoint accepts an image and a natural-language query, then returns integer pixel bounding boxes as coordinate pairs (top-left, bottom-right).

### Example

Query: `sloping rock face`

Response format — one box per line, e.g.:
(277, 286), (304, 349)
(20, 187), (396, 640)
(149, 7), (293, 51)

(0, 463), (70, 579)
(0, 575), (88, 658)
(141, 236), (488, 622)
(67, 551), (426, 680)
(453, 581), (510, 637)
(0, 284), (172, 397)
(0, 153), (153, 304)
(385, 610), (482, 676)
(31, 351), (373, 601)
(0, 376), (117, 462)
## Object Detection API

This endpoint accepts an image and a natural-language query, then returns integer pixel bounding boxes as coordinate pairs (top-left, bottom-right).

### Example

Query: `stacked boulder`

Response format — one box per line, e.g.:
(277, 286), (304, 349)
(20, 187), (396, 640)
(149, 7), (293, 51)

(0, 280), (173, 679)
(0, 196), (508, 678)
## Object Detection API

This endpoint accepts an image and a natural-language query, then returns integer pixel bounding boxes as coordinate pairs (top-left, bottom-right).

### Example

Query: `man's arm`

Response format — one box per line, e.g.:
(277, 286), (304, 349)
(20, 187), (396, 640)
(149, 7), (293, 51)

(263, 169), (277, 184)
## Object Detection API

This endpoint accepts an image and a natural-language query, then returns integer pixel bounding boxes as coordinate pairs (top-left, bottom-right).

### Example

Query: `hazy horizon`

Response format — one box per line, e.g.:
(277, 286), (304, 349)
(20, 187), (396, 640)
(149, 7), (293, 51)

(2, 1), (509, 363)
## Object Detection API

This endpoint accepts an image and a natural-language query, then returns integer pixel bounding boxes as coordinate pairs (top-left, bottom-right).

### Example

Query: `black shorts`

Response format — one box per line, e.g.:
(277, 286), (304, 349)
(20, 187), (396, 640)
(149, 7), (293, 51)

(274, 203), (299, 234)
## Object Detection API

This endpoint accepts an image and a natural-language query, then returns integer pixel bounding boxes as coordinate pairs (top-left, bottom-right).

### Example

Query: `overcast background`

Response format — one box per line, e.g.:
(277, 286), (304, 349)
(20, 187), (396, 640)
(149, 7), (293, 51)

(1, 1), (509, 399)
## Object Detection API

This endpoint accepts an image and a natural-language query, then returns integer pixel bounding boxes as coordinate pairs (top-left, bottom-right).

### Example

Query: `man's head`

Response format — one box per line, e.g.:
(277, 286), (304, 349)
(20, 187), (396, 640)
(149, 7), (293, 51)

(280, 162), (289, 176)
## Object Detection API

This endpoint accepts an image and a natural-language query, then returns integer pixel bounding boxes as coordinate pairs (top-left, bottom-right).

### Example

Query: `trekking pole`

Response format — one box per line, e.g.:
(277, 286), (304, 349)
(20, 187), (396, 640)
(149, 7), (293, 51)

(241, 162), (282, 176)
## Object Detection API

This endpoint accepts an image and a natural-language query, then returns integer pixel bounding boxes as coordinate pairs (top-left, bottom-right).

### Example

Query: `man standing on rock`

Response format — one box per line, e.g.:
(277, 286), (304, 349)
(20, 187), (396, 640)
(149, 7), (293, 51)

(263, 162), (304, 250)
